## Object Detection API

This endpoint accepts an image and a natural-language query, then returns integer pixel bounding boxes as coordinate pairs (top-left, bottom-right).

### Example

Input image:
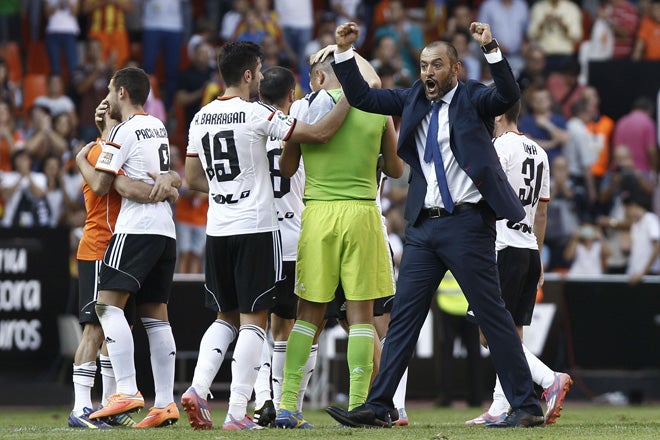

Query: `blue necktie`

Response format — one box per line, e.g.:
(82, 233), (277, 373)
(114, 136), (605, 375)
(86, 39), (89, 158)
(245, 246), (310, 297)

(424, 101), (455, 213)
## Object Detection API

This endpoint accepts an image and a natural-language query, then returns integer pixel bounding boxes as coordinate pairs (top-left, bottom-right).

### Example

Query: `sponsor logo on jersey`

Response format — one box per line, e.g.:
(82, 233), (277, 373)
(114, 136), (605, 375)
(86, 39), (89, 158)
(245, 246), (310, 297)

(98, 151), (113, 165)
(212, 190), (251, 204)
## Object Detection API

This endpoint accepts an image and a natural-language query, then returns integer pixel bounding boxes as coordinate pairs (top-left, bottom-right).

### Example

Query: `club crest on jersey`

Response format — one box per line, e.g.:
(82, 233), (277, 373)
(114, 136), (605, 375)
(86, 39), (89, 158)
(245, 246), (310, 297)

(98, 151), (113, 165)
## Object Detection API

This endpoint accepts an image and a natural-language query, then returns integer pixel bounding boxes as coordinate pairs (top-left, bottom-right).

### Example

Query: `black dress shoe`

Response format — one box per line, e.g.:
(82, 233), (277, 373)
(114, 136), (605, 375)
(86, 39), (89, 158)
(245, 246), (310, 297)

(326, 405), (392, 428)
(487, 408), (544, 428)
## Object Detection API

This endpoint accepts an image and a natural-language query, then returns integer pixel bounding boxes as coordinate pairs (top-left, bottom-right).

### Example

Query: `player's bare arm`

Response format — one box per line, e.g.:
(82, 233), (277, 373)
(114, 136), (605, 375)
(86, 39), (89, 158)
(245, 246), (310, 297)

(113, 172), (180, 204)
(184, 156), (210, 193)
(76, 141), (115, 196)
(279, 141), (302, 178)
(379, 117), (403, 178)
(288, 95), (350, 144)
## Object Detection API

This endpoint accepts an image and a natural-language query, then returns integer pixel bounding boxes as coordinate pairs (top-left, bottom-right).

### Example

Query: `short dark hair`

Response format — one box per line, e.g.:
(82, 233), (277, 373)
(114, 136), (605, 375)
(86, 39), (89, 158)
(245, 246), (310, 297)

(217, 41), (262, 87)
(503, 99), (522, 123)
(112, 67), (150, 106)
(260, 66), (296, 105)
(426, 41), (459, 65)
(632, 96), (654, 113)
(571, 99), (589, 118)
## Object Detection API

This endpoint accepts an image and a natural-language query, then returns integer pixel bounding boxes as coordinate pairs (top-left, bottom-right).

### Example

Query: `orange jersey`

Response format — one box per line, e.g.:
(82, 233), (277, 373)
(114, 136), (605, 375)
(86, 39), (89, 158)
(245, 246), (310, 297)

(76, 143), (122, 261)
(175, 192), (208, 227)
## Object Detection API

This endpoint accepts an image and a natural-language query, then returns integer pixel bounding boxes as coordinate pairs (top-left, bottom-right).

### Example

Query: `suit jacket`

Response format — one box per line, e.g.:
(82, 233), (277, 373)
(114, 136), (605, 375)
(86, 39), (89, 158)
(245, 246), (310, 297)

(332, 55), (525, 224)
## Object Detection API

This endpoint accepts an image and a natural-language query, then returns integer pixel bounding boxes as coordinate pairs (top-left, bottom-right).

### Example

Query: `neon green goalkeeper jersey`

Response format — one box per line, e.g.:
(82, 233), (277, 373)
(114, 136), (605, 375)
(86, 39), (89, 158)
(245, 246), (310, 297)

(300, 88), (387, 201)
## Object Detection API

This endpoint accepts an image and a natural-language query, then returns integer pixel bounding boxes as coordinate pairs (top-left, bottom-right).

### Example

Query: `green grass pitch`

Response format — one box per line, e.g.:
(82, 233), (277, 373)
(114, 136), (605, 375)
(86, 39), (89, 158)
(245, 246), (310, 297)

(0, 404), (659, 439)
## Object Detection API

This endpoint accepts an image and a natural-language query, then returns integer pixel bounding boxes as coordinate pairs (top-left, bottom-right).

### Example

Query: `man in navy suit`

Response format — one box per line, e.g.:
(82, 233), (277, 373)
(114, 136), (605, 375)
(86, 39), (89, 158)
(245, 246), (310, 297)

(324, 22), (545, 428)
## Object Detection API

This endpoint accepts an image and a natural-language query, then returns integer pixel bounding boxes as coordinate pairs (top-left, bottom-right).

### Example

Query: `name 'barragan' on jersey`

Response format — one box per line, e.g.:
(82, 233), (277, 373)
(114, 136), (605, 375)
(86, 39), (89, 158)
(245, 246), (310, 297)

(195, 112), (246, 125)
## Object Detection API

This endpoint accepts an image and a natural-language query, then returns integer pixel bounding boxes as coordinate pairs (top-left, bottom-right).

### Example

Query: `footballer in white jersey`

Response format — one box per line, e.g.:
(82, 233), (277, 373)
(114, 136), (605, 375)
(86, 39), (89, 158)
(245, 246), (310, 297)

(186, 96), (297, 237)
(96, 113), (176, 239)
(494, 131), (550, 252)
(266, 135), (305, 261)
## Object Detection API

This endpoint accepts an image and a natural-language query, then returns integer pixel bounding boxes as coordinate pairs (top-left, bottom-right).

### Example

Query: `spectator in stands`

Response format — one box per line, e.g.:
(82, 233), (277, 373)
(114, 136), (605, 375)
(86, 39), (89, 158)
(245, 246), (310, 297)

(187, 17), (216, 63)
(478, 0), (529, 75)
(527, 0), (583, 73)
(24, 105), (67, 169)
(304, 12), (339, 67)
(0, 58), (18, 111)
(373, 0), (424, 81)
(83, 0), (132, 69)
(546, 58), (586, 120)
(0, 100), (23, 171)
(34, 74), (77, 125)
(599, 145), (655, 216)
(444, 4), (474, 39)
(370, 34), (412, 88)
(565, 99), (598, 221)
(517, 46), (547, 96)
(612, 96), (658, 175)
(598, 145), (655, 274)
(582, 86), (615, 209)
(545, 156), (580, 271)
(24, 0), (45, 42)
(451, 30), (481, 82)
(141, 0), (185, 109)
(565, 222), (612, 275)
(261, 34), (294, 71)
(42, 154), (68, 227)
(44, 0), (81, 76)
(274, 0), (313, 85)
(0, 149), (50, 227)
(175, 41), (215, 129)
(621, 193), (660, 284)
(54, 112), (84, 162)
(220, 0), (250, 43)
(235, 9), (268, 43)
(603, 0), (639, 59)
(331, 0), (366, 47)
(73, 39), (115, 143)
(519, 87), (569, 164)
(632, 0), (660, 61)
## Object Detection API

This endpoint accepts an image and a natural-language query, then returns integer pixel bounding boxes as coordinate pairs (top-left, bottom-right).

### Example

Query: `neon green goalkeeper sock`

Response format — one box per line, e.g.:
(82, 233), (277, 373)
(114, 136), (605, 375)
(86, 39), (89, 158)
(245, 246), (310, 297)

(347, 323), (375, 410)
(279, 320), (316, 410)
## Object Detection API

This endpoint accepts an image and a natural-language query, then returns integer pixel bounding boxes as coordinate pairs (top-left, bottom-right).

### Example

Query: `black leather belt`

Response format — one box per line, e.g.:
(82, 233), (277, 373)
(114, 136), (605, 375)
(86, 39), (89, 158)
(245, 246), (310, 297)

(420, 203), (479, 219)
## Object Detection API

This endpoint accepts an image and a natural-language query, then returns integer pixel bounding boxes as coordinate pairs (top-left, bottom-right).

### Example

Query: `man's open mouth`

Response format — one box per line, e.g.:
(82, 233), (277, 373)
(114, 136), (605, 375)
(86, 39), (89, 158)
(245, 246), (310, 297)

(425, 80), (437, 94)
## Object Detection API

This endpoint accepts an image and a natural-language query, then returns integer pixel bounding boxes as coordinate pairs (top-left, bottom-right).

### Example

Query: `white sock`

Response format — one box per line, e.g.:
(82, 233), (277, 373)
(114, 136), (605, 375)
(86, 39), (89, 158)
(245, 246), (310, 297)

(72, 361), (96, 414)
(96, 304), (137, 395)
(271, 340), (287, 409)
(142, 317), (176, 408)
(523, 344), (556, 389)
(254, 340), (273, 409)
(192, 319), (237, 399)
(297, 344), (318, 412)
(99, 354), (115, 406)
(488, 375), (510, 415)
(393, 367), (408, 410)
(228, 325), (266, 419)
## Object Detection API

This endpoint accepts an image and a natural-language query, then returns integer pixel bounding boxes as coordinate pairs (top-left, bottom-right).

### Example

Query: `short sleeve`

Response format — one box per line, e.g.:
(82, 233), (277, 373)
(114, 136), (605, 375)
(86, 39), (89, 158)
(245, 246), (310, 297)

(251, 102), (297, 141)
(95, 125), (129, 174)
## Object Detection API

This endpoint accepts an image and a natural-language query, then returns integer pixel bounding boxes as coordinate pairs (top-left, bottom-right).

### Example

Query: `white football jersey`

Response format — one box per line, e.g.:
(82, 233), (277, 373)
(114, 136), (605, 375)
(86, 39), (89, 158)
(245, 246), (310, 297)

(187, 96), (297, 236)
(494, 131), (550, 251)
(266, 136), (305, 261)
(96, 113), (175, 238)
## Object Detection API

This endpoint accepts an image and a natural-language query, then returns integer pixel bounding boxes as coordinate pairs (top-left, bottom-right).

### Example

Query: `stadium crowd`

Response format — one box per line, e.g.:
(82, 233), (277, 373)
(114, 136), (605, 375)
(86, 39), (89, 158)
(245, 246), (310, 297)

(0, 0), (658, 279)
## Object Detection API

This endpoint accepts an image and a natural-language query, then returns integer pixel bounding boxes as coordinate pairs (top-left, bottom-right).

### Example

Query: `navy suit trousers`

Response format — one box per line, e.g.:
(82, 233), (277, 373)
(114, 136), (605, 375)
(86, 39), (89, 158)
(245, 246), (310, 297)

(367, 204), (542, 417)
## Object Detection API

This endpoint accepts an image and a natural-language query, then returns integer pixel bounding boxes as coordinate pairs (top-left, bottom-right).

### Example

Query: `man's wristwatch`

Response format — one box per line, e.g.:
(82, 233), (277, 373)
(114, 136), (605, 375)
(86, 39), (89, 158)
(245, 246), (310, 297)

(481, 39), (499, 54)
